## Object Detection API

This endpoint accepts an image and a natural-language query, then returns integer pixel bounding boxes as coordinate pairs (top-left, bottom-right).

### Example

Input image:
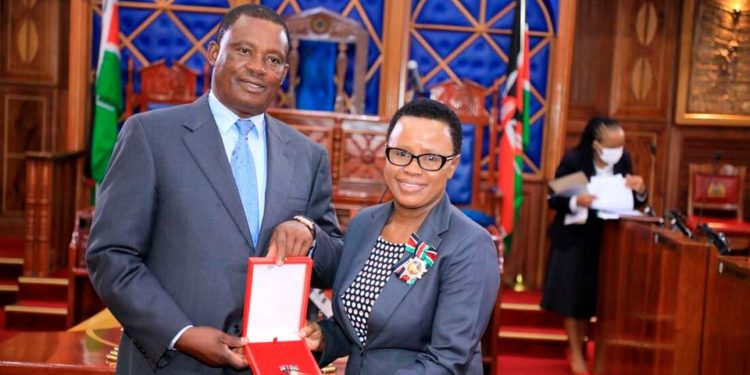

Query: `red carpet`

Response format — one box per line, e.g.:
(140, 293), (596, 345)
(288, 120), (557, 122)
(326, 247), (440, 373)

(0, 309), (19, 343)
(494, 290), (596, 374)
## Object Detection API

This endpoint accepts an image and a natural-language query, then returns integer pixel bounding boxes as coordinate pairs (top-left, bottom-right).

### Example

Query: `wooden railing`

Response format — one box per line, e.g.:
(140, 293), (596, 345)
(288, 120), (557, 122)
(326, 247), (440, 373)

(24, 151), (83, 277)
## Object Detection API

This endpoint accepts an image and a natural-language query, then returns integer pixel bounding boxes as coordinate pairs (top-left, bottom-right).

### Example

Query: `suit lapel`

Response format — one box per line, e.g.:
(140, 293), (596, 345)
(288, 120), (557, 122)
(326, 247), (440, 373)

(334, 203), (392, 348)
(365, 194), (451, 345)
(182, 95), (254, 250)
(255, 115), (293, 254)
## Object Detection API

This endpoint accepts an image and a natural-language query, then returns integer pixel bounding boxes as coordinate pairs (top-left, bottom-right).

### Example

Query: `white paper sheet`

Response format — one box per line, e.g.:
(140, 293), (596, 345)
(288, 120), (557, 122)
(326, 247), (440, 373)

(245, 263), (307, 343)
(587, 174), (634, 213)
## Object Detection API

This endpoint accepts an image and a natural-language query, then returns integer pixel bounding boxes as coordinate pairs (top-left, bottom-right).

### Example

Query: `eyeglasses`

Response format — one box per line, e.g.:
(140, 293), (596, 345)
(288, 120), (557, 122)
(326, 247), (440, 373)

(385, 147), (457, 172)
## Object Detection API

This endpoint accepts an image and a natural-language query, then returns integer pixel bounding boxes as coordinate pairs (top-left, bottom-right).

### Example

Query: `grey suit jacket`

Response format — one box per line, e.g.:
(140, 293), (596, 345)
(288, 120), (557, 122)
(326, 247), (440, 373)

(86, 95), (343, 374)
(317, 194), (499, 374)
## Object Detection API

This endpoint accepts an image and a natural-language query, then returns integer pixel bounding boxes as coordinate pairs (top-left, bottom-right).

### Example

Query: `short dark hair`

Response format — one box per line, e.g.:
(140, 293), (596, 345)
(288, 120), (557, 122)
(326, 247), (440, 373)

(576, 116), (622, 155)
(215, 4), (290, 56)
(387, 99), (463, 156)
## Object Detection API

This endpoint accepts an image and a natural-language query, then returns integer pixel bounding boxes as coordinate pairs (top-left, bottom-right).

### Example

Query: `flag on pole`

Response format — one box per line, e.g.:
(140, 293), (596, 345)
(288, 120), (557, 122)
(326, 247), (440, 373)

(90, 0), (122, 183)
(498, 0), (530, 253)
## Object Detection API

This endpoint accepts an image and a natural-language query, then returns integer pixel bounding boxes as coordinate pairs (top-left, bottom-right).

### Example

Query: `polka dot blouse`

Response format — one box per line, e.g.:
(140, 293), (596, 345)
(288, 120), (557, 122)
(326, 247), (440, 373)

(341, 236), (405, 345)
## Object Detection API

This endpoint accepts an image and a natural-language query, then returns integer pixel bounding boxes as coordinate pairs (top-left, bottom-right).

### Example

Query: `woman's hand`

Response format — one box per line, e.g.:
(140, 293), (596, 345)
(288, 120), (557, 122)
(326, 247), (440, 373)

(576, 193), (598, 208)
(299, 321), (324, 352)
(625, 174), (646, 194)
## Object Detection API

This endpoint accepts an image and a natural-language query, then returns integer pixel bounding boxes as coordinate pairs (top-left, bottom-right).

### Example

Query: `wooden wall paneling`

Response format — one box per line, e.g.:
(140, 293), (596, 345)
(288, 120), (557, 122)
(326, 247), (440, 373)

(502, 182), (546, 287)
(621, 125), (660, 211)
(0, 0), (62, 84)
(567, 0), (618, 121)
(700, 253), (750, 375)
(0, 0), (71, 239)
(609, 0), (679, 121)
(24, 151), (82, 277)
(1, 90), (46, 216)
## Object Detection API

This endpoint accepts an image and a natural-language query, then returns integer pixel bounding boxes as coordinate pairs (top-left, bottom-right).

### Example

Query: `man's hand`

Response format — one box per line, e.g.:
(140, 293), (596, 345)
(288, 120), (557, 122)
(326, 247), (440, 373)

(174, 326), (248, 370)
(299, 321), (324, 352)
(576, 193), (598, 208)
(625, 174), (646, 194)
(266, 220), (314, 264)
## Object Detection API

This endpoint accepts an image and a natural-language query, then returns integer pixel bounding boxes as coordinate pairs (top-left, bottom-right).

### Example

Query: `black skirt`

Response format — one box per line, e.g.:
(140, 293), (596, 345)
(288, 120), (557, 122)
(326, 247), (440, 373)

(540, 236), (602, 319)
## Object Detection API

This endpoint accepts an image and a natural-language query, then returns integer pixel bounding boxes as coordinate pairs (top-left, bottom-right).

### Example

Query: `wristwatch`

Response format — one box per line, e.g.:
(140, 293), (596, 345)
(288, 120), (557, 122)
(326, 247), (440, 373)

(293, 215), (316, 241)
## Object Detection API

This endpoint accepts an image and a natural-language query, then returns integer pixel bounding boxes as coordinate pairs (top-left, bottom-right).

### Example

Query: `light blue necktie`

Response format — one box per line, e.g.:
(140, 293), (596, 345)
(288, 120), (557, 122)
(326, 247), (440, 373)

(231, 119), (260, 247)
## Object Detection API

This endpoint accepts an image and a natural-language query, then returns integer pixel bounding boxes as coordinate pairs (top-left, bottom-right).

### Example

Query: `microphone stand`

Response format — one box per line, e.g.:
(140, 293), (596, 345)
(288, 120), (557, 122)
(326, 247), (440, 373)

(668, 210), (694, 239)
(697, 223), (731, 255)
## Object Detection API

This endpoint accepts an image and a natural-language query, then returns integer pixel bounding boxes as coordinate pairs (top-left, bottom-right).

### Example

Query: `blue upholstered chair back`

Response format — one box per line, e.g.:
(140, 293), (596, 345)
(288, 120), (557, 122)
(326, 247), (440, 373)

(447, 124), (476, 206)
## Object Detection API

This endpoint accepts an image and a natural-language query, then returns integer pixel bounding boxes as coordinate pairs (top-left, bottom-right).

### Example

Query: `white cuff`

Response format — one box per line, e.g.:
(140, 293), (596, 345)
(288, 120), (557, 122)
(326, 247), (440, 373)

(569, 196), (580, 212)
(307, 239), (318, 258)
(169, 325), (193, 351)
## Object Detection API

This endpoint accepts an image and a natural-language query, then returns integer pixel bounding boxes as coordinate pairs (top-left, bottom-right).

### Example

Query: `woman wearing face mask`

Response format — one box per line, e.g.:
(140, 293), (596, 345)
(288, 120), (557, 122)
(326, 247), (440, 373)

(541, 116), (647, 374)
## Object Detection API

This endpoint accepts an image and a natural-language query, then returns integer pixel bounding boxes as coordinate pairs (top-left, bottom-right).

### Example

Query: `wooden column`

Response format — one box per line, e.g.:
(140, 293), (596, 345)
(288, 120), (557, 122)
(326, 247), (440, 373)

(24, 151), (83, 277)
(377, 0), (410, 117)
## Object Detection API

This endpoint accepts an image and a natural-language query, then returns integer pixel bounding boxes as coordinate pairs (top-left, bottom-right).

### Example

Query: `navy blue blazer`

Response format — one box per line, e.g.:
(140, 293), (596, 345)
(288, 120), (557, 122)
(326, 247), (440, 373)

(316, 194), (500, 374)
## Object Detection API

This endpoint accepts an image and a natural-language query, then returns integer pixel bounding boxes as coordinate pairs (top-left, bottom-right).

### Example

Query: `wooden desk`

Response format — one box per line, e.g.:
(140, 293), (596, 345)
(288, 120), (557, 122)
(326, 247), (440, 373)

(701, 254), (750, 374)
(595, 219), (712, 374)
(0, 328), (119, 374)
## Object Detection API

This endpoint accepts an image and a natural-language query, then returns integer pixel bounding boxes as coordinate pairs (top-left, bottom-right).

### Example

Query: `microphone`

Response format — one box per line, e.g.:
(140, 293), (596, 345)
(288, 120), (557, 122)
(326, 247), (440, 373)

(697, 223), (731, 255)
(407, 60), (426, 99)
(668, 210), (694, 239)
(640, 142), (658, 219)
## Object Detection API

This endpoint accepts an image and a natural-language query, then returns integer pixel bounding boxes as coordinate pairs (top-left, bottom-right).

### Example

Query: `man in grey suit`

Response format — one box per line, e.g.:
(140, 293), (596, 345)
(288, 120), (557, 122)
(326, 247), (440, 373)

(86, 5), (342, 374)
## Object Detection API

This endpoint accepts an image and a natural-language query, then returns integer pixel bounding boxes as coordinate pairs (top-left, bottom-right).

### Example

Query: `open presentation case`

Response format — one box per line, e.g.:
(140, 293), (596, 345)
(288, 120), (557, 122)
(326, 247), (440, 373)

(242, 257), (322, 375)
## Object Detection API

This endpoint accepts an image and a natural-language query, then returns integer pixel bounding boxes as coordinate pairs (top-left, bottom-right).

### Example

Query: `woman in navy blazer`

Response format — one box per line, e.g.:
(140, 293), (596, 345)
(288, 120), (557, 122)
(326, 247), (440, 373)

(303, 99), (500, 374)
(541, 117), (647, 374)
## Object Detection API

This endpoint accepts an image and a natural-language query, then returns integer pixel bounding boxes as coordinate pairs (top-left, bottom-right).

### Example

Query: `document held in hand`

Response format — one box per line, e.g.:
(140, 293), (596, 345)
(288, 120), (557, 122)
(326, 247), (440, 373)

(587, 174), (634, 215)
(548, 171), (589, 197)
(242, 257), (322, 375)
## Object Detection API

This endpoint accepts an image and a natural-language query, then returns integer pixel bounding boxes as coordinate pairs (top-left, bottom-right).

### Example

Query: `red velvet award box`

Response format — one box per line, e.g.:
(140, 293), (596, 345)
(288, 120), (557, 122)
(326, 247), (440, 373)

(242, 257), (322, 375)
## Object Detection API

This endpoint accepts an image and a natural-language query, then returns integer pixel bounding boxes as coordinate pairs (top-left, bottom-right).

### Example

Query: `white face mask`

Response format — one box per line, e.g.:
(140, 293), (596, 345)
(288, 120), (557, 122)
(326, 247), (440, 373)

(599, 146), (624, 166)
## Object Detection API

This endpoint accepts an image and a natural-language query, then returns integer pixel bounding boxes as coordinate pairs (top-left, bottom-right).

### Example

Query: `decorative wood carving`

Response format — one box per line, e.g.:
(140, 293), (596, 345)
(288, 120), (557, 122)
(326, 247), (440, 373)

(24, 151), (83, 277)
(124, 60), (203, 118)
(610, 0), (679, 120)
(0, 0), (65, 84)
(429, 79), (495, 212)
(283, 8), (369, 114)
(267, 108), (388, 225)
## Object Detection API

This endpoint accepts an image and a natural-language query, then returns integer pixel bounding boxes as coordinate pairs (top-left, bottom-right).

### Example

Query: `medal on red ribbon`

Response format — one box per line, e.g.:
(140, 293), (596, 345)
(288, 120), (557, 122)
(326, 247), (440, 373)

(394, 233), (438, 285)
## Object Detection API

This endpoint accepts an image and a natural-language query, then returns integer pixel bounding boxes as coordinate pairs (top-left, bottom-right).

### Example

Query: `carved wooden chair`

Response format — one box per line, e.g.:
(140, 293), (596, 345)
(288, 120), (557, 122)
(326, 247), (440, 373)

(430, 80), (499, 227)
(687, 162), (750, 236)
(267, 108), (388, 228)
(281, 7), (368, 114)
(124, 59), (208, 118)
